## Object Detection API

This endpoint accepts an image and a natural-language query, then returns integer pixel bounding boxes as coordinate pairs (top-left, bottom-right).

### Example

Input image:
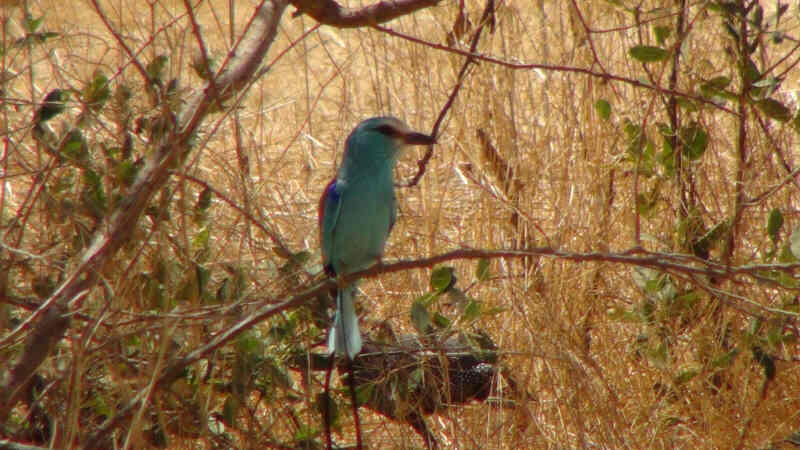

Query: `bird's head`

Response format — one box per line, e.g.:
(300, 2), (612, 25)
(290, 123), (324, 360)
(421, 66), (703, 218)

(344, 116), (436, 162)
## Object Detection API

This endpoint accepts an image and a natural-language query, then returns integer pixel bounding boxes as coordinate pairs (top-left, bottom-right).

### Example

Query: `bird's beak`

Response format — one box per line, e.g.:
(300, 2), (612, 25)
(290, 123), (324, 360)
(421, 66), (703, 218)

(403, 131), (436, 146)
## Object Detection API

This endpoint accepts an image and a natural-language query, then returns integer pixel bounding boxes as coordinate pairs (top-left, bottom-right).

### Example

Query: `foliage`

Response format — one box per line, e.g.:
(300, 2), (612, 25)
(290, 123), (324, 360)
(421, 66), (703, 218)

(2, 1), (800, 448)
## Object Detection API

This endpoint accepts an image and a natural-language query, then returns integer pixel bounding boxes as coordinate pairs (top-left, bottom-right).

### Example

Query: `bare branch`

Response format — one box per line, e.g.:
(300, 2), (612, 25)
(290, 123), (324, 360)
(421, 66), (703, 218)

(290, 0), (441, 27)
(0, 0), (289, 416)
(401, 0), (496, 187)
(374, 25), (740, 117)
(143, 237), (800, 384)
(84, 242), (800, 446)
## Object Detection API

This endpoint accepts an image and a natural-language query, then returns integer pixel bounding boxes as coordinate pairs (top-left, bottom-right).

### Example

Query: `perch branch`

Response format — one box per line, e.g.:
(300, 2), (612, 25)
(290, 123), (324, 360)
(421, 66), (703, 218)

(84, 243), (800, 446)
(290, 0), (441, 27)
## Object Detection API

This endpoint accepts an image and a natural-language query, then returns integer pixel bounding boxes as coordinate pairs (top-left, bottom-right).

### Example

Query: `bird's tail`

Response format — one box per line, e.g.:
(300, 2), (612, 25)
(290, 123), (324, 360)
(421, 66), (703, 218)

(328, 283), (362, 359)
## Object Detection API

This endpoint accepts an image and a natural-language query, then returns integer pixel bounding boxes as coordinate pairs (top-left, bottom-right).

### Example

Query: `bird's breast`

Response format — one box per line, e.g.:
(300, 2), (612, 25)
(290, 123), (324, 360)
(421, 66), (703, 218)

(329, 173), (396, 274)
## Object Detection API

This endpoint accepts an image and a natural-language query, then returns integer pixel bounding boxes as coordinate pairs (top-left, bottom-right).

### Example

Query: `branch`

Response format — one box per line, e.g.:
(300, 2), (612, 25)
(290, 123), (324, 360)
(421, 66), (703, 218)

(401, 0), (496, 187)
(289, 0), (441, 27)
(374, 25), (740, 117)
(0, 0), (289, 418)
(81, 242), (800, 445)
(84, 279), (325, 448)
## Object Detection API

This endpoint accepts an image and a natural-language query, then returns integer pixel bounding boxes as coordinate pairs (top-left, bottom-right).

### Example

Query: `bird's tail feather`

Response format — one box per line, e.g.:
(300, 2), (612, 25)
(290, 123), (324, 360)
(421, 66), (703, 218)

(328, 284), (362, 359)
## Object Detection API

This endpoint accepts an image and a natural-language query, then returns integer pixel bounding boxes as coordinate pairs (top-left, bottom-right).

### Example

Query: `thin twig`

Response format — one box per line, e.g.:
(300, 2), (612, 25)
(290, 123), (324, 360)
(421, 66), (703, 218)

(398, 0), (497, 188)
(374, 25), (740, 117)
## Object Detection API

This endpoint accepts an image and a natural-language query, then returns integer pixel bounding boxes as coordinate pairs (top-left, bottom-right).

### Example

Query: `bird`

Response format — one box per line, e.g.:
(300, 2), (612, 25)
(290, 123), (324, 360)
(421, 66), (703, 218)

(319, 116), (435, 359)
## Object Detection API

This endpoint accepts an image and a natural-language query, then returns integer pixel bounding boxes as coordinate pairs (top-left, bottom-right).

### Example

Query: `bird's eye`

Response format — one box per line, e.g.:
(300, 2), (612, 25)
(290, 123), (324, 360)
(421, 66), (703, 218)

(375, 124), (401, 137)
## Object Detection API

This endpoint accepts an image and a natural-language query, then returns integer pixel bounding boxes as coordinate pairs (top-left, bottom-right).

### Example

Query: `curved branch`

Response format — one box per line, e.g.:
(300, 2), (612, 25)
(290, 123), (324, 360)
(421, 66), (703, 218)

(0, 0), (289, 419)
(374, 25), (740, 117)
(81, 241), (800, 446)
(290, 0), (441, 27)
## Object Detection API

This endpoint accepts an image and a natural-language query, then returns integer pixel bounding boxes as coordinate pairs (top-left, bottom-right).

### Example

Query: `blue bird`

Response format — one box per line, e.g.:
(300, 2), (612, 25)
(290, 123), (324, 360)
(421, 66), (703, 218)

(319, 117), (435, 359)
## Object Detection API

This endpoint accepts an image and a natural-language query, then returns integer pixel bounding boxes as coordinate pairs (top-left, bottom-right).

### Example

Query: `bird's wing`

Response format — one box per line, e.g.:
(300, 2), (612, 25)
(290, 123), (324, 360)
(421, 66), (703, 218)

(319, 178), (343, 275)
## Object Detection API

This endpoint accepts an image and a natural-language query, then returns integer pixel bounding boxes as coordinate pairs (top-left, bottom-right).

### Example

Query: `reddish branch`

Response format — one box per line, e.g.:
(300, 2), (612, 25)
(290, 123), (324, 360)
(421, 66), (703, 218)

(290, 0), (442, 27)
(83, 243), (799, 447)
(401, 0), (497, 187)
(0, 0), (289, 422)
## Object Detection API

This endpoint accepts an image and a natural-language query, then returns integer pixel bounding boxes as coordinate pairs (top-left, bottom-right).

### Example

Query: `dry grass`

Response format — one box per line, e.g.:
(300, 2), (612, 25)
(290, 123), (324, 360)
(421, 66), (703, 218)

(3, 0), (800, 448)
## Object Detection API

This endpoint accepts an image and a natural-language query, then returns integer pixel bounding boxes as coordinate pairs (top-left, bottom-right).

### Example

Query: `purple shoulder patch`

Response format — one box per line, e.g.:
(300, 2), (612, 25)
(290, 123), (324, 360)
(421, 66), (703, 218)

(325, 180), (340, 202)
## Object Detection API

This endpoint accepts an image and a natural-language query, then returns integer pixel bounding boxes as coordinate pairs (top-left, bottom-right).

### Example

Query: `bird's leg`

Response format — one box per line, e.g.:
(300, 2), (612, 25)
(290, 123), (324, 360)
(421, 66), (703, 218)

(323, 356), (334, 450)
(347, 356), (363, 450)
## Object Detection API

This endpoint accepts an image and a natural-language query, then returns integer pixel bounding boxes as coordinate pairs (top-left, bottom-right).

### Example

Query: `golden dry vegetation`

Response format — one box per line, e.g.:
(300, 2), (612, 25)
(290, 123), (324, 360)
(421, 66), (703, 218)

(3, 0), (800, 448)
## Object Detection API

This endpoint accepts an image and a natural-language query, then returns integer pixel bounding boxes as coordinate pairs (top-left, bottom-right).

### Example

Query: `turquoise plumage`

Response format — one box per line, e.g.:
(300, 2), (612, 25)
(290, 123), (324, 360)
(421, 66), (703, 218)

(319, 117), (435, 358)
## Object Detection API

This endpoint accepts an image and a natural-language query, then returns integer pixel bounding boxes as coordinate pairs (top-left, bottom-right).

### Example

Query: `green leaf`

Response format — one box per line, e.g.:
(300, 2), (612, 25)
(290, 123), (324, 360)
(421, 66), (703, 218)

(293, 425), (320, 447)
(790, 227), (800, 260)
(430, 266), (454, 293)
(25, 14), (43, 33)
(115, 159), (138, 186)
(411, 300), (433, 334)
(35, 89), (69, 124)
(632, 267), (656, 292)
(673, 366), (699, 385)
(81, 169), (106, 218)
(792, 110), (800, 135)
(197, 187), (213, 211)
(708, 1), (742, 16)
(84, 71), (110, 112)
(594, 99), (612, 120)
(674, 291), (700, 311)
(757, 98), (792, 122)
(749, 4), (763, 28)
(636, 192), (657, 217)
(475, 258), (490, 281)
(691, 219), (729, 259)
(646, 342), (669, 369)
(461, 300), (481, 322)
(752, 346), (776, 381)
(629, 45), (669, 63)
(653, 25), (671, 45)
(656, 125), (675, 175)
(432, 312), (451, 328)
(680, 122), (708, 160)
(624, 119), (643, 156)
(742, 57), (761, 86)
(767, 208), (783, 243)
(711, 348), (739, 368)
(354, 383), (374, 408)
(407, 366), (425, 388)
(700, 76), (731, 97)
(235, 330), (263, 357)
(414, 292), (438, 308)
(193, 226), (210, 250)
(781, 242), (799, 263)
(676, 97), (699, 112)
(222, 395), (240, 426)
(61, 129), (88, 161)
(14, 31), (60, 48)
(146, 55), (169, 82)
